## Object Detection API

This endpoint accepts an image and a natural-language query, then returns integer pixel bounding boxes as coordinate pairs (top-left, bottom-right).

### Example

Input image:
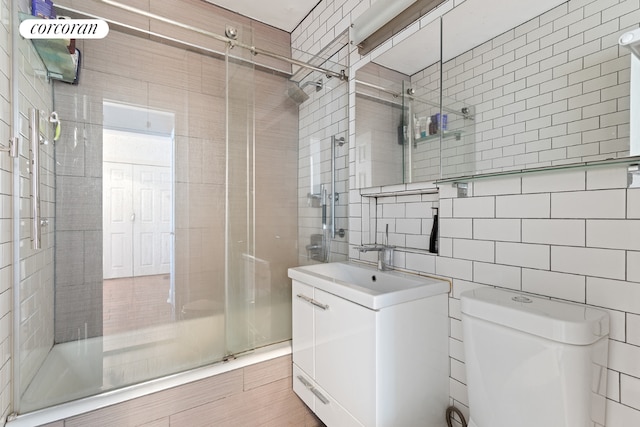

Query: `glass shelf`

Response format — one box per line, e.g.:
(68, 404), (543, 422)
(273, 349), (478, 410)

(413, 129), (463, 143)
(436, 155), (640, 185)
(19, 13), (78, 83)
(359, 155), (640, 198)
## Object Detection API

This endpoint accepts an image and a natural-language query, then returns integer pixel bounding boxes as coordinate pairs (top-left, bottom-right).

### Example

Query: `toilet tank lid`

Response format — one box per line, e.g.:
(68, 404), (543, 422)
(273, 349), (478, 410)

(460, 288), (609, 345)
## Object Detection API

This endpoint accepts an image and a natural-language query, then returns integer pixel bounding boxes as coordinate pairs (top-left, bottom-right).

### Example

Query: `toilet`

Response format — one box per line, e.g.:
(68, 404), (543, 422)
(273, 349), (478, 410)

(460, 287), (609, 427)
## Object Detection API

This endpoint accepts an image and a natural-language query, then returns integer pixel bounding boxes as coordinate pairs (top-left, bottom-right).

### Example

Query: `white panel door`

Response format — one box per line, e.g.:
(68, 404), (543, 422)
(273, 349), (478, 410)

(103, 163), (134, 279)
(104, 162), (171, 279)
(132, 164), (172, 277)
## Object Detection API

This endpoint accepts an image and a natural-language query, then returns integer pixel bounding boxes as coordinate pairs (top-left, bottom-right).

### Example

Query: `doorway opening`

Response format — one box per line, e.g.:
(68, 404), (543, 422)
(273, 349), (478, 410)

(102, 101), (176, 336)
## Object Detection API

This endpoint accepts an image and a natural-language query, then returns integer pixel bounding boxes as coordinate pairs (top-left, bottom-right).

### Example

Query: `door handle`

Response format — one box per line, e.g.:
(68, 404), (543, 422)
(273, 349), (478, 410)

(296, 294), (329, 310)
(297, 375), (330, 405)
(297, 375), (312, 389)
(131, 213), (136, 222)
(311, 387), (330, 405)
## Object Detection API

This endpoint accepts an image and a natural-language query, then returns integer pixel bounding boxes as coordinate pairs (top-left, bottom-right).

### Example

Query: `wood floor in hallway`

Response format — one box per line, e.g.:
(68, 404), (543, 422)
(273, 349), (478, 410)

(103, 274), (173, 336)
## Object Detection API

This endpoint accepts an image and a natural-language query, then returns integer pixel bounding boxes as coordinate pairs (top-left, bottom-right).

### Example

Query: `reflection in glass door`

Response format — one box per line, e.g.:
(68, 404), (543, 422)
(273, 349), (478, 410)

(102, 101), (176, 334)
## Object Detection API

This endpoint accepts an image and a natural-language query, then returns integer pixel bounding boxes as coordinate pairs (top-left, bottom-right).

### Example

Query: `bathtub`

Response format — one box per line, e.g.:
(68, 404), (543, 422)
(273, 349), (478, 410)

(9, 314), (291, 427)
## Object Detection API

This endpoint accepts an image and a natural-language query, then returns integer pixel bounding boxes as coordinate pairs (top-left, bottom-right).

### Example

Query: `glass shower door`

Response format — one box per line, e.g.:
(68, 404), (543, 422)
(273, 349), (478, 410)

(224, 32), (299, 356)
(14, 2), (301, 412)
(225, 39), (256, 356)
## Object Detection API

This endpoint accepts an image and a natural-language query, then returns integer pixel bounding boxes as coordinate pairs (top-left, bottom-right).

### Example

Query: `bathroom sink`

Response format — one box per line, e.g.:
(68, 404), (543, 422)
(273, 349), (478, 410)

(288, 261), (450, 310)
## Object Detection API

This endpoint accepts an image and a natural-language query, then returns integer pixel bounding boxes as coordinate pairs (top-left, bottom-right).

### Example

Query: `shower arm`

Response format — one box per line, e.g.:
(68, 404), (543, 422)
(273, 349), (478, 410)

(95, 0), (348, 81)
(300, 80), (323, 91)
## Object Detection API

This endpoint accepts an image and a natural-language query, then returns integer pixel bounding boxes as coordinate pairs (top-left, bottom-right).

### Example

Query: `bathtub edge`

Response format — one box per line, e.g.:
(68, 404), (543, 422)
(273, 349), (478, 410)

(7, 340), (292, 427)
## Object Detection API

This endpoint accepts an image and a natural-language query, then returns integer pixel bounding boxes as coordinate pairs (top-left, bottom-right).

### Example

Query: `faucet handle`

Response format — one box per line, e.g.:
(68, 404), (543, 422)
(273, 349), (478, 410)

(379, 246), (394, 271)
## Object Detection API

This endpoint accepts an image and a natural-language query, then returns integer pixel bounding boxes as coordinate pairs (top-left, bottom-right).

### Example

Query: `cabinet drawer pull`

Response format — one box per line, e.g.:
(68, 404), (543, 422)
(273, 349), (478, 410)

(296, 375), (330, 405)
(311, 387), (330, 405)
(297, 375), (313, 389)
(296, 294), (329, 310)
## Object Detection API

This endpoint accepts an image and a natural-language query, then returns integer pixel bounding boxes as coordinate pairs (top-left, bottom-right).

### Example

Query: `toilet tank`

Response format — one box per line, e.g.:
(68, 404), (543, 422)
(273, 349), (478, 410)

(460, 288), (609, 427)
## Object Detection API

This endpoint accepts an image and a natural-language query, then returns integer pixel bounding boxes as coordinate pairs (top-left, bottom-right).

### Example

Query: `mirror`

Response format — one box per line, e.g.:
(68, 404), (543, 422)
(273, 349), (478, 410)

(354, 0), (633, 187)
(354, 63), (408, 188)
(354, 16), (443, 187)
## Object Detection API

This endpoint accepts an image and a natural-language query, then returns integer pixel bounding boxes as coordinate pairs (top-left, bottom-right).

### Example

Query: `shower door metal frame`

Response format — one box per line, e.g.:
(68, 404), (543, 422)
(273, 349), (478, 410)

(55, 2), (348, 84)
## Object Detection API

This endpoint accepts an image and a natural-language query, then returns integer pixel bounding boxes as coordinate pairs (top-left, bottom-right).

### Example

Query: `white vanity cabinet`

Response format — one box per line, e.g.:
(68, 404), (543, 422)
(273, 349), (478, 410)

(290, 264), (450, 427)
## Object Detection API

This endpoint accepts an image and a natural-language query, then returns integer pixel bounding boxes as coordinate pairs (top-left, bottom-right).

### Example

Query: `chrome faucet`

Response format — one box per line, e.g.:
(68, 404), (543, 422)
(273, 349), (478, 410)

(357, 244), (395, 271)
(356, 224), (394, 271)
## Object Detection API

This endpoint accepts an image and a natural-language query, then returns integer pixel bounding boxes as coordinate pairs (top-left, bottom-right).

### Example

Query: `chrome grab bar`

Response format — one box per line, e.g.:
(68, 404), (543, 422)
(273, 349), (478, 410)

(330, 135), (346, 239)
(29, 108), (41, 250)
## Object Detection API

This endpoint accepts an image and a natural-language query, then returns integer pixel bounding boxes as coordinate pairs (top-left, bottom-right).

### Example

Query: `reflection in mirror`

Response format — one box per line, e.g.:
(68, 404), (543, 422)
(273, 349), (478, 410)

(354, 16), (444, 188)
(620, 28), (640, 156)
(355, 63), (407, 187)
(441, 0), (630, 178)
(404, 65), (442, 183)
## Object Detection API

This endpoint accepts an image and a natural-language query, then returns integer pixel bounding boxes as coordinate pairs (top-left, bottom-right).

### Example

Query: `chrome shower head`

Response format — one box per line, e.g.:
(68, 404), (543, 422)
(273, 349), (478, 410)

(286, 84), (309, 103)
(286, 78), (323, 104)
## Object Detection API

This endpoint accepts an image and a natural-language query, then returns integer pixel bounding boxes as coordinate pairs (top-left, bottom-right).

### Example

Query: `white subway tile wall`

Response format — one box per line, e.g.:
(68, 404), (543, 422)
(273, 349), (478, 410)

(0, 0), (10, 422)
(521, 268), (586, 302)
(296, 51), (350, 265)
(14, 0), (57, 415)
(497, 192), (552, 218)
(294, 1), (640, 424)
(521, 218), (586, 246)
(442, 165), (640, 427)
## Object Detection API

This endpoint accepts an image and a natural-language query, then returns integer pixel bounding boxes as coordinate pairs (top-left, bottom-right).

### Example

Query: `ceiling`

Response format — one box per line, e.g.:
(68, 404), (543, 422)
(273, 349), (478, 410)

(204, 0), (320, 33)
